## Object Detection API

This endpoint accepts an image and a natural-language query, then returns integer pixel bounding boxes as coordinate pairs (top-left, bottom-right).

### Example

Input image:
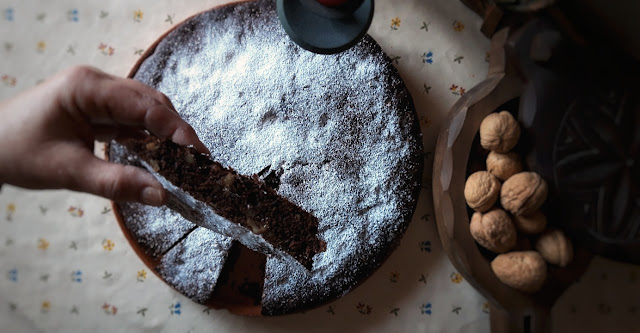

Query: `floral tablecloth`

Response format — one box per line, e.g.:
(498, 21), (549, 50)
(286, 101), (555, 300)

(0, 0), (638, 332)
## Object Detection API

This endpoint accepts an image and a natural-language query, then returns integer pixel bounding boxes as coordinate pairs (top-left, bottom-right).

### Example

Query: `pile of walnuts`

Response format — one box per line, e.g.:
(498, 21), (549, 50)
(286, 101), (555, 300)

(464, 111), (573, 293)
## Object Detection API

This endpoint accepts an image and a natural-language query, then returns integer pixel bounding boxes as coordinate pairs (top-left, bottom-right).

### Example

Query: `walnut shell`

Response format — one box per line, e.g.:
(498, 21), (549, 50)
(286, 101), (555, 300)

(464, 171), (501, 212)
(470, 209), (517, 253)
(512, 211), (547, 234)
(500, 172), (548, 216)
(491, 251), (547, 293)
(486, 151), (523, 181)
(479, 111), (521, 153)
(535, 229), (573, 267)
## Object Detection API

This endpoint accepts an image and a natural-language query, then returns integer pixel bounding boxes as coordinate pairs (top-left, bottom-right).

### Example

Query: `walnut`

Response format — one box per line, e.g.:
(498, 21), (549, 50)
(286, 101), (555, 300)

(185, 152), (195, 164)
(512, 211), (547, 234)
(145, 142), (159, 151)
(491, 251), (547, 293)
(469, 209), (517, 253)
(246, 218), (267, 234)
(222, 173), (236, 189)
(486, 151), (522, 181)
(464, 171), (501, 212)
(535, 229), (573, 267)
(480, 111), (521, 153)
(500, 172), (548, 216)
(149, 159), (160, 172)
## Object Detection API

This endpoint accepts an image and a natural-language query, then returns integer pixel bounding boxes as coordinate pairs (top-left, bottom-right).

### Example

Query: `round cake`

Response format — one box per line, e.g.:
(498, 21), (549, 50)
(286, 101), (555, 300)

(110, 0), (423, 315)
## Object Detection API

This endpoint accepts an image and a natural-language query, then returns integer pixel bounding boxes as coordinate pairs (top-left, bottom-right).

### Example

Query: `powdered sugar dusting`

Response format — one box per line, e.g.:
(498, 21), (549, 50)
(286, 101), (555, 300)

(128, 0), (423, 315)
(116, 201), (195, 258)
(156, 227), (234, 303)
(111, 142), (196, 258)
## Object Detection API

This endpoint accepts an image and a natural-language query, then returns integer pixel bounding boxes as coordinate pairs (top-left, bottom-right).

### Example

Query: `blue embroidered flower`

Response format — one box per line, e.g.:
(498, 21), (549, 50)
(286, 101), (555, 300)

(4, 8), (14, 21)
(420, 241), (431, 252)
(71, 270), (82, 283)
(422, 51), (434, 64)
(421, 302), (432, 315)
(170, 302), (181, 315)
(67, 9), (78, 22)
(7, 268), (17, 282)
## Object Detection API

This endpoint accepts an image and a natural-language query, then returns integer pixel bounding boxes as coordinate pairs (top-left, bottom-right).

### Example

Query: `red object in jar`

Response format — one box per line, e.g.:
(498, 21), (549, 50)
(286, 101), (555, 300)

(316, 0), (350, 7)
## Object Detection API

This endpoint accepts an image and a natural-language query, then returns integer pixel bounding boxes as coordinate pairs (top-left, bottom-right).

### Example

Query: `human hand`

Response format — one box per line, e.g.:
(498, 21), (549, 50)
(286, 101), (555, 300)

(0, 66), (208, 206)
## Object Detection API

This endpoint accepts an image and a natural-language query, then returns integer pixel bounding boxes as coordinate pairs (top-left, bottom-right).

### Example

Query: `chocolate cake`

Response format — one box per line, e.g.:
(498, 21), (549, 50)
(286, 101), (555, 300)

(119, 136), (325, 270)
(156, 228), (234, 304)
(110, 0), (423, 315)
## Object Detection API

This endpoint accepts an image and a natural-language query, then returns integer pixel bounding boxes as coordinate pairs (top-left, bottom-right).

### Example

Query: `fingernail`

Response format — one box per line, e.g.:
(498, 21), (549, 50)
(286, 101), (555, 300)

(141, 187), (164, 206)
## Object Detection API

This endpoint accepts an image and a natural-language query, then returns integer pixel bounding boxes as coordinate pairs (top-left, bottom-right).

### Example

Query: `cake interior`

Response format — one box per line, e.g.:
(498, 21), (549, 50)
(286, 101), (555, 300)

(122, 136), (326, 270)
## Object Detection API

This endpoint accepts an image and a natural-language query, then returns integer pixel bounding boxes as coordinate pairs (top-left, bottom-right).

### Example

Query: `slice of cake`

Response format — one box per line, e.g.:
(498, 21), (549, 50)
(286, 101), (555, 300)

(156, 227), (234, 304)
(118, 136), (326, 270)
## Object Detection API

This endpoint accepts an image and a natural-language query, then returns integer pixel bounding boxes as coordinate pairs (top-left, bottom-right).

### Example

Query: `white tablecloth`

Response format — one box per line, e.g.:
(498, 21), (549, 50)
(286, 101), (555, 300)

(0, 0), (638, 332)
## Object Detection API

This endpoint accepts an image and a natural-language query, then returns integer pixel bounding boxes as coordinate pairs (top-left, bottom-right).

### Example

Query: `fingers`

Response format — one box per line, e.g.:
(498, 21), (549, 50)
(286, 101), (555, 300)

(127, 102), (210, 153)
(56, 66), (209, 154)
(66, 148), (167, 206)
(92, 124), (147, 142)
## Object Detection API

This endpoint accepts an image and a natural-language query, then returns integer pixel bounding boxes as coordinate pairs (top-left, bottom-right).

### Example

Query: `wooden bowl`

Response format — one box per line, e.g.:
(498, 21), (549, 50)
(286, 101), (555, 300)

(431, 26), (592, 333)
(433, 7), (640, 329)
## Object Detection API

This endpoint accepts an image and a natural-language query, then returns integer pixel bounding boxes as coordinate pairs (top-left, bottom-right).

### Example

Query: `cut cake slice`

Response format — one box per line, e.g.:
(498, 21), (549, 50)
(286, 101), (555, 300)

(116, 136), (326, 270)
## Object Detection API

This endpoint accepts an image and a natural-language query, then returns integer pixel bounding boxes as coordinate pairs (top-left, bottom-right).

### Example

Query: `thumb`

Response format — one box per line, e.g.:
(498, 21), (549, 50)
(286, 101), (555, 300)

(72, 152), (167, 206)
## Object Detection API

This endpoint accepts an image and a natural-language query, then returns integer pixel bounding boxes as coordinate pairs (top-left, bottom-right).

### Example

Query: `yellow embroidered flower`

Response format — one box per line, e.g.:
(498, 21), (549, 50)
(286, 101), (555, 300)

(102, 302), (117, 315)
(98, 43), (115, 56)
(36, 41), (46, 53)
(450, 272), (463, 283)
(102, 239), (115, 251)
(391, 17), (401, 30)
(356, 302), (372, 315)
(37, 238), (50, 250)
(41, 301), (51, 312)
(6, 203), (15, 221)
(482, 301), (490, 313)
(389, 271), (399, 282)
(453, 20), (465, 32)
(137, 269), (147, 282)
(449, 84), (466, 96)
(68, 206), (84, 217)
(133, 9), (144, 22)
(1, 75), (17, 87)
